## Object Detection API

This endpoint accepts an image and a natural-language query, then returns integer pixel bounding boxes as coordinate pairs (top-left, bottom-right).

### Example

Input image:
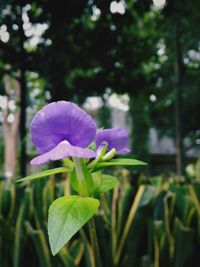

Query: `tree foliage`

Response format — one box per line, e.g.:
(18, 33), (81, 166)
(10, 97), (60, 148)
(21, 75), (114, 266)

(0, 0), (199, 174)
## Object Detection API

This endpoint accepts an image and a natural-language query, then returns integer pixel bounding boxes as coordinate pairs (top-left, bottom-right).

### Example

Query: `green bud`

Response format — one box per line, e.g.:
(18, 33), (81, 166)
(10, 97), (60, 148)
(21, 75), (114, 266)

(96, 142), (108, 160)
(88, 142), (108, 169)
(103, 148), (116, 161)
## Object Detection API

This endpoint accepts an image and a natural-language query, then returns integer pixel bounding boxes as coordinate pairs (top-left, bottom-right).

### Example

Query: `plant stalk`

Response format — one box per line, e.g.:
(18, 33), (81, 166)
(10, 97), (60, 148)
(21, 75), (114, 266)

(73, 157), (85, 181)
(73, 157), (101, 267)
(114, 185), (145, 265)
(73, 157), (88, 196)
(88, 217), (101, 267)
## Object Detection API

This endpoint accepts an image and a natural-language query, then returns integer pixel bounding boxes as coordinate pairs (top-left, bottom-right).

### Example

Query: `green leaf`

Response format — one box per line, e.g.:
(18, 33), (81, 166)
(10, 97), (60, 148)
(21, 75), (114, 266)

(139, 185), (156, 207)
(63, 158), (74, 170)
(91, 171), (103, 189)
(174, 218), (194, 267)
(70, 168), (79, 192)
(97, 174), (118, 193)
(16, 167), (69, 183)
(48, 196), (100, 255)
(96, 158), (147, 168)
(70, 167), (96, 195)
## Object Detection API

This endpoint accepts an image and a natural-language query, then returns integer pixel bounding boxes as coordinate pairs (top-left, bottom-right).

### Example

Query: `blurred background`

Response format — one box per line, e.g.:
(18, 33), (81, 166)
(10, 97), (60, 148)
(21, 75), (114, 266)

(0, 1), (200, 267)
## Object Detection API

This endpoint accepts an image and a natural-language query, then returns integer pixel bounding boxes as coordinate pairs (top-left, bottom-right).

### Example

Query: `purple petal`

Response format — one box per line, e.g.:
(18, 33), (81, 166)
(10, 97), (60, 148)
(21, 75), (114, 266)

(31, 141), (96, 166)
(117, 148), (131, 154)
(96, 128), (130, 154)
(30, 101), (97, 154)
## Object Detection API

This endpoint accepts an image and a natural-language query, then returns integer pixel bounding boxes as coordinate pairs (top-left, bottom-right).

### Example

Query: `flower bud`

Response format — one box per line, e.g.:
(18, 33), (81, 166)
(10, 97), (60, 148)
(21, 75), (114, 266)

(103, 148), (116, 161)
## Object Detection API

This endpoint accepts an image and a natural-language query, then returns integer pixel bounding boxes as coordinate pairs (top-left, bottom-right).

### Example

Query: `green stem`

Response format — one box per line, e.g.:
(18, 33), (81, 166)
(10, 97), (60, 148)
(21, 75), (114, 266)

(114, 185), (145, 265)
(73, 157), (101, 267)
(73, 157), (88, 196)
(88, 217), (101, 267)
(73, 157), (85, 181)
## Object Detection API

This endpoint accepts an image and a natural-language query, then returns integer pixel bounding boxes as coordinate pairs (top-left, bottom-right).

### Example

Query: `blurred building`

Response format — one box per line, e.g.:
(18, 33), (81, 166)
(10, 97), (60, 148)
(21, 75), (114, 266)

(0, 95), (199, 175)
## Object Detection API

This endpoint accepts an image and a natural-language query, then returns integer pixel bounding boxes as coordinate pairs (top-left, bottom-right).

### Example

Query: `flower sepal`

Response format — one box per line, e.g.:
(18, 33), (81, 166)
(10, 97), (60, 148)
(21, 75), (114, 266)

(87, 142), (108, 170)
(96, 142), (108, 160)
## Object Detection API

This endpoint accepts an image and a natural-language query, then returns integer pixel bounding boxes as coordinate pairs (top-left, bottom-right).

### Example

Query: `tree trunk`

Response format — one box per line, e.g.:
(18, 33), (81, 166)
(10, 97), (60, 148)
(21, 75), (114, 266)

(19, 5), (27, 177)
(2, 68), (20, 179)
(174, 25), (183, 176)
(19, 67), (27, 177)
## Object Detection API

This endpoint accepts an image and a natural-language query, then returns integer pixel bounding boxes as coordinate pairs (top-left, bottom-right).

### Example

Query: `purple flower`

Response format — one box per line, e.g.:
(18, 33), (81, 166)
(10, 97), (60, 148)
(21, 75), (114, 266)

(95, 128), (130, 154)
(30, 101), (97, 165)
